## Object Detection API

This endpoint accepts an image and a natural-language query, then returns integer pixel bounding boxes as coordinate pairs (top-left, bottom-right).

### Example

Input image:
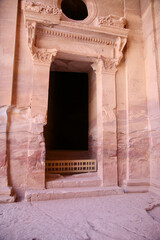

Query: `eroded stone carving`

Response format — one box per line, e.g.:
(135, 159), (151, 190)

(91, 56), (117, 73)
(33, 47), (57, 64)
(98, 15), (127, 28)
(100, 56), (117, 73)
(26, 20), (36, 51)
(25, 20), (57, 65)
(24, 1), (62, 16)
(114, 37), (127, 65)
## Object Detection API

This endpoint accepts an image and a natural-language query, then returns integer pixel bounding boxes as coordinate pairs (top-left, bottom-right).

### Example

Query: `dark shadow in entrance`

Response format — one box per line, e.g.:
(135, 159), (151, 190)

(44, 71), (88, 151)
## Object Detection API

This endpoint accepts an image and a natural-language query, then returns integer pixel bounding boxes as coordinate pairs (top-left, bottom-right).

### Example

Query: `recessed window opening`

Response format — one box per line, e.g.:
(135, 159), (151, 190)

(44, 71), (88, 151)
(61, 0), (88, 20)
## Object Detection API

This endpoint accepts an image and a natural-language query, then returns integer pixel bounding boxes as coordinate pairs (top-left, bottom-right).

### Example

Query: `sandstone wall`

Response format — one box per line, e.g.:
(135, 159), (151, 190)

(1, 0), (159, 199)
(117, 0), (150, 191)
(140, 0), (160, 194)
(0, 0), (18, 105)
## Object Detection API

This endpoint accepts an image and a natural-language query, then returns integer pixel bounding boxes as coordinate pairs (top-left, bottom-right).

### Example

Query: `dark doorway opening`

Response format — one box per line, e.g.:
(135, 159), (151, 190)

(44, 71), (88, 151)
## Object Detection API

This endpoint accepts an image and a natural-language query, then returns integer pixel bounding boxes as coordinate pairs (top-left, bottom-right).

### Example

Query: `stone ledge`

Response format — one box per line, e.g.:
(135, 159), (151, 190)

(0, 195), (16, 203)
(46, 176), (101, 189)
(123, 185), (149, 193)
(123, 179), (150, 193)
(25, 186), (124, 202)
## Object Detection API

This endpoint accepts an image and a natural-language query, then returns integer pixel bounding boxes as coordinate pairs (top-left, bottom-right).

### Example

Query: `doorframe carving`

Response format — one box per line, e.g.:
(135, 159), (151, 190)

(23, 1), (128, 189)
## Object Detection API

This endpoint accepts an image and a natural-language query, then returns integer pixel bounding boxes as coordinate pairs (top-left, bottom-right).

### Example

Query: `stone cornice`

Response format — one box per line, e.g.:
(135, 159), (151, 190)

(36, 27), (115, 47)
(35, 20), (129, 39)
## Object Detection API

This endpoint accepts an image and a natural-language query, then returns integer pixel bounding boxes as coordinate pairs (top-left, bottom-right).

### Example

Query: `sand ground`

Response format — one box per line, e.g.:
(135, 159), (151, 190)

(0, 192), (160, 240)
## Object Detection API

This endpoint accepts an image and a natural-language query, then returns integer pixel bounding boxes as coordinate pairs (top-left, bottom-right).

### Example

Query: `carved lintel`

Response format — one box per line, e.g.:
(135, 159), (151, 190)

(98, 15), (127, 29)
(32, 47), (57, 65)
(24, 1), (62, 17)
(100, 56), (117, 73)
(114, 37), (127, 66)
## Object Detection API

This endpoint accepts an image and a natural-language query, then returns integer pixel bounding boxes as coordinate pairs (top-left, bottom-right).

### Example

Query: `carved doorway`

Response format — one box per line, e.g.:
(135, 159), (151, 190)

(45, 59), (97, 176)
(23, 2), (128, 189)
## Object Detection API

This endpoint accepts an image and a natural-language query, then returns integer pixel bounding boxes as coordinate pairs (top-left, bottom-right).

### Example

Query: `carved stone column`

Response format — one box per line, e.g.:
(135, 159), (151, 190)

(26, 48), (57, 190)
(93, 57), (118, 186)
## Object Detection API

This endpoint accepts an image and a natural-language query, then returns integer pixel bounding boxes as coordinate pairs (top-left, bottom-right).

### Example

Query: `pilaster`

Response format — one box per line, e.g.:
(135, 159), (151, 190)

(25, 21), (58, 189)
(92, 57), (118, 186)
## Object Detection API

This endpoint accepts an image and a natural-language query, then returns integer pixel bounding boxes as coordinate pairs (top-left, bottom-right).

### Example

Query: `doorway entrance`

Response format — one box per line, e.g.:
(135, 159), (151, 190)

(44, 71), (88, 151)
(44, 69), (97, 175)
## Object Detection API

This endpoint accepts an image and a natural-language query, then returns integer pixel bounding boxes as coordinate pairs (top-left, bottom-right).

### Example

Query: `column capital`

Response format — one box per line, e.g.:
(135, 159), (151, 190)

(32, 47), (57, 66)
(100, 56), (117, 74)
(92, 56), (117, 74)
(25, 20), (58, 66)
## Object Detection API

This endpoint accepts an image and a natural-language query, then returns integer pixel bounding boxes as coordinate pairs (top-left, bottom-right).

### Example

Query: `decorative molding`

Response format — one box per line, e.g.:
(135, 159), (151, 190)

(98, 15), (127, 29)
(33, 47), (57, 65)
(91, 56), (118, 74)
(24, 3), (128, 67)
(100, 56), (117, 73)
(24, 1), (62, 17)
(36, 27), (115, 46)
(25, 20), (36, 52)
(25, 19), (57, 65)
(114, 37), (127, 65)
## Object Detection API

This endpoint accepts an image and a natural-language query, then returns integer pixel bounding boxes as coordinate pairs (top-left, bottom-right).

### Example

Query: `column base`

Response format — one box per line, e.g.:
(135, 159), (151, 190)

(123, 179), (149, 193)
(0, 186), (16, 203)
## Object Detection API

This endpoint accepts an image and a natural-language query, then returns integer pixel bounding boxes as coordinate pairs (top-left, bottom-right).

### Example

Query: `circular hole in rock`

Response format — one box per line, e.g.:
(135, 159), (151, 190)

(61, 0), (88, 20)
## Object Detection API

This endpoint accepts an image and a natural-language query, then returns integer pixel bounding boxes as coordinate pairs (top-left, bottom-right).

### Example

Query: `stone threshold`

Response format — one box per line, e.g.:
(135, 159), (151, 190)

(46, 172), (101, 189)
(25, 186), (124, 202)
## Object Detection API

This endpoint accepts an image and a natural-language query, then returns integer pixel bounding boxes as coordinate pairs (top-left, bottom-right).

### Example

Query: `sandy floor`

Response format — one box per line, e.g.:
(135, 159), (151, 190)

(0, 192), (160, 240)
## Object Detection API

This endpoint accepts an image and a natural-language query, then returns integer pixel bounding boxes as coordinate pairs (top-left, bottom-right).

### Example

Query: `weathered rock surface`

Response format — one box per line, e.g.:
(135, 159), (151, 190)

(0, 193), (160, 240)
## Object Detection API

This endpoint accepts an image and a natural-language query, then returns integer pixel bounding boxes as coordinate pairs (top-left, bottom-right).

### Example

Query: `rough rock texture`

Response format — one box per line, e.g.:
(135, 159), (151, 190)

(1, 193), (160, 240)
